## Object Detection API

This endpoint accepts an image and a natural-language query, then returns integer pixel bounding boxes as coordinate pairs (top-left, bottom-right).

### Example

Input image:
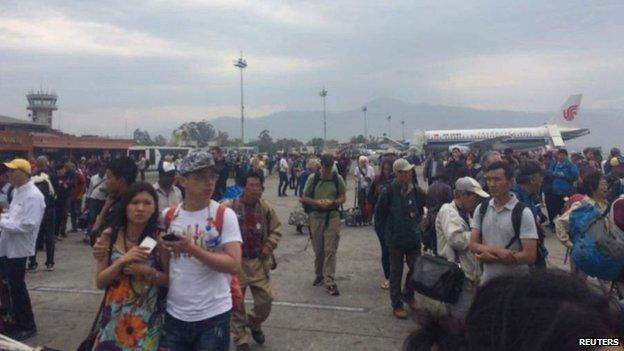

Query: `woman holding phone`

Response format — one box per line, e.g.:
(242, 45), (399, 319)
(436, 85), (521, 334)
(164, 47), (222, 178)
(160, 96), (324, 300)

(92, 181), (169, 351)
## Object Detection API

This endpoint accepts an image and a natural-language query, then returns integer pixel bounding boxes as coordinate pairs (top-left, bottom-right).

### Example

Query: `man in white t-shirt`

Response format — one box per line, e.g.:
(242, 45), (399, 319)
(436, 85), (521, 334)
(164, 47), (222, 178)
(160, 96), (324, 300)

(278, 154), (289, 197)
(159, 149), (242, 351)
(153, 161), (182, 212)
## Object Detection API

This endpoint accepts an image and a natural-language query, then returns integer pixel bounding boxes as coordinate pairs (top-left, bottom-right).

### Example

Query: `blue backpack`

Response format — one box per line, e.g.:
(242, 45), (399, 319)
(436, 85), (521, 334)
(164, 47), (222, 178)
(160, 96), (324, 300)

(222, 185), (243, 201)
(569, 201), (624, 281)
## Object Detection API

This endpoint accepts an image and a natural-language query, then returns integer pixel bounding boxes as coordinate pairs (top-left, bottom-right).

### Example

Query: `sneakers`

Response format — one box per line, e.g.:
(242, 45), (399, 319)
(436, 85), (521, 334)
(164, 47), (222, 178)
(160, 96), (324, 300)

(312, 276), (324, 286)
(26, 263), (38, 273)
(326, 284), (340, 296)
(393, 307), (408, 319)
(251, 328), (266, 345)
(45, 264), (55, 272)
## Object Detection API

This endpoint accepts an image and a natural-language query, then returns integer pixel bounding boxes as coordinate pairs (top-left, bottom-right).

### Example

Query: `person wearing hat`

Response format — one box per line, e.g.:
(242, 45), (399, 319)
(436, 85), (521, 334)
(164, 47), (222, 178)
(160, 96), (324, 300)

(301, 153), (346, 296)
(512, 160), (548, 267)
(157, 149), (242, 351)
(604, 147), (624, 175)
(153, 161), (182, 212)
(374, 158), (427, 319)
(435, 177), (488, 320)
(0, 158), (45, 340)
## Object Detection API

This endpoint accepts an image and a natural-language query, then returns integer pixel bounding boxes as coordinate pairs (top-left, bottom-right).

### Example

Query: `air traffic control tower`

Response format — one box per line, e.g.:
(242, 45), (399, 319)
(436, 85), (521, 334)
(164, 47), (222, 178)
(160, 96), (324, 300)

(27, 90), (58, 128)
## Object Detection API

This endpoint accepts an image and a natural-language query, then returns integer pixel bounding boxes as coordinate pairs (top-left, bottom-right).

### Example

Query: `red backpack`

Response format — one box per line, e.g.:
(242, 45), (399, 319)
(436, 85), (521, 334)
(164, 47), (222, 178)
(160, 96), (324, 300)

(163, 204), (244, 313)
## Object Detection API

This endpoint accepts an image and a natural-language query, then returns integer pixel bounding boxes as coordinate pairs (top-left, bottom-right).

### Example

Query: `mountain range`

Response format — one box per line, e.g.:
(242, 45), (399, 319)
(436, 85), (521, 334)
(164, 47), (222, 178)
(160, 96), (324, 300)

(157, 98), (623, 151)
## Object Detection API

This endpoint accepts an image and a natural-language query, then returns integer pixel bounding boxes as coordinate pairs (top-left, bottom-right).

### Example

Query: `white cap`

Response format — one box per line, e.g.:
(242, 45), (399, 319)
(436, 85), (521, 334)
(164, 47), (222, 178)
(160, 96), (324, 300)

(392, 158), (413, 173)
(455, 177), (489, 198)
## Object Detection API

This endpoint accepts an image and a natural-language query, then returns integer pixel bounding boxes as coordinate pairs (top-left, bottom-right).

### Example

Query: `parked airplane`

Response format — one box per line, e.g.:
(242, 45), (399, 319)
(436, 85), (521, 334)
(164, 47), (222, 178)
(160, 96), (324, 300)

(413, 94), (589, 153)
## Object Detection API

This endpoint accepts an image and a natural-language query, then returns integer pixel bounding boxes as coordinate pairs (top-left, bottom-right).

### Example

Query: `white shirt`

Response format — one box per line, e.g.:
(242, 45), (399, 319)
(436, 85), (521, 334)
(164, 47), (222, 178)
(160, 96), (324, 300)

(0, 181), (45, 259)
(153, 182), (183, 212)
(87, 174), (107, 201)
(163, 200), (242, 322)
(435, 201), (480, 283)
(353, 164), (375, 189)
(279, 158), (289, 172)
(471, 194), (538, 283)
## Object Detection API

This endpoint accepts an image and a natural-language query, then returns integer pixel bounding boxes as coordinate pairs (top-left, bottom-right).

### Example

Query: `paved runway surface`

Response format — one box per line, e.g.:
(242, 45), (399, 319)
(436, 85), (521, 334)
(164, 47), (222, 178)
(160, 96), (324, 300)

(23, 169), (571, 350)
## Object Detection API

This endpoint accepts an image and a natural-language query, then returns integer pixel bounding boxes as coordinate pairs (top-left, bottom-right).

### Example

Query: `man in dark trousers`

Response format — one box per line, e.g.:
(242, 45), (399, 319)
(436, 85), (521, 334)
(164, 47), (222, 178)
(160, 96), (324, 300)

(374, 158), (427, 319)
(0, 159), (45, 340)
(90, 157), (137, 245)
(27, 156), (57, 272)
(210, 146), (230, 201)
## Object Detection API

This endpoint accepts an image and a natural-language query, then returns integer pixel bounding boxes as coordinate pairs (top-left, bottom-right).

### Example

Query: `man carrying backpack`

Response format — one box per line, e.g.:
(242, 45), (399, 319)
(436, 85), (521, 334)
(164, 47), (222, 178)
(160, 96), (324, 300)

(555, 171), (608, 277)
(512, 160), (548, 268)
(27, 156), (57, 272)
(300, 153), (346, 296)
(470, 161), (538, 283)
(158, 149), (242, 351)
(374, 158), (427, 319)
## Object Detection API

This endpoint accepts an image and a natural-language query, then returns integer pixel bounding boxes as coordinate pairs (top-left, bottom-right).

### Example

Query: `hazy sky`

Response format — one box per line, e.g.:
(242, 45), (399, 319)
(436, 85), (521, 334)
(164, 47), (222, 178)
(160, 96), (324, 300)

(0, 0), (622, 137)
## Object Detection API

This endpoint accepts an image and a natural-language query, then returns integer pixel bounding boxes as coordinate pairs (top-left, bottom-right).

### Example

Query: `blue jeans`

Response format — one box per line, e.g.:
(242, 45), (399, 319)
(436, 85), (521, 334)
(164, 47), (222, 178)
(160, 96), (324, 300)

(159, 311), (231, 351)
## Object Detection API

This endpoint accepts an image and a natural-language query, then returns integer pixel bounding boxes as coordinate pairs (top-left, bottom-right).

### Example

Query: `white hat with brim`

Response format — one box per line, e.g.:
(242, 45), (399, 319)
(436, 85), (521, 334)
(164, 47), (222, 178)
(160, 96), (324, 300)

(392, 158), (413, 173)
(455, 177), (489, 198)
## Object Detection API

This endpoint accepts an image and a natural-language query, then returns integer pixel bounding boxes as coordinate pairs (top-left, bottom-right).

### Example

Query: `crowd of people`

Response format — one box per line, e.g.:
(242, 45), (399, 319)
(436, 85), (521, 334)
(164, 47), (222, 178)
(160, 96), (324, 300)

(0, 144), (622, 350)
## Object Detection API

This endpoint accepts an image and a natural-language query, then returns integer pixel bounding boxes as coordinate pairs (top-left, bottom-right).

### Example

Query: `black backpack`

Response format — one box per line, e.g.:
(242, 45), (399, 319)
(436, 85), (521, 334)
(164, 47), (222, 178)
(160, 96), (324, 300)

(478, 198), (526, 250)
(477, 198), (548, 267)
(303, 172), (341, 214)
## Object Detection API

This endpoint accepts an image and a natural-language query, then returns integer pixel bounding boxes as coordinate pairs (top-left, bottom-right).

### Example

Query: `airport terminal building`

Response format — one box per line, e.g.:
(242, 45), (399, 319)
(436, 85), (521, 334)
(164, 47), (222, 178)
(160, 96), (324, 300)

(0, 91), (134, 161)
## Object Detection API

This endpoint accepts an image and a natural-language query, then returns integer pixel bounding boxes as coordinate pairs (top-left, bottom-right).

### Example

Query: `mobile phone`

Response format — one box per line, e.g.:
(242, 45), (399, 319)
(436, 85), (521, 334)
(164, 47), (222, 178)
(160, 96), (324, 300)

(162, 233), (180, 242)
(140, 236), (157, 253)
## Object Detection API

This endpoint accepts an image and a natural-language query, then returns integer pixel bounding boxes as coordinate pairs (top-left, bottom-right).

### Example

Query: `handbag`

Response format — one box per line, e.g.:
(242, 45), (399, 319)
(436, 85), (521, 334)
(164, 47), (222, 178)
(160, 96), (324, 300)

(77, 290), (106, 350)
(78, 233), (113, 350)
(412, 250), (465, 304)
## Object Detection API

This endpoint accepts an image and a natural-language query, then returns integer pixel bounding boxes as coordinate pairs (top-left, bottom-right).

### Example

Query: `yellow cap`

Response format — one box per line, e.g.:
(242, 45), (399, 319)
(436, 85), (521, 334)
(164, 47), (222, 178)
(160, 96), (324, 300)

(3, 158), (31, 175)
(611, 157), (620, 167)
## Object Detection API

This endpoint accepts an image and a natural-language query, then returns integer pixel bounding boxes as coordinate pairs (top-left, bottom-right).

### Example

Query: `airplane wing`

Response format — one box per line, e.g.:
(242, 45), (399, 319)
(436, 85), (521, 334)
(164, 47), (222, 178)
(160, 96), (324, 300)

(465, 135), (510, 150)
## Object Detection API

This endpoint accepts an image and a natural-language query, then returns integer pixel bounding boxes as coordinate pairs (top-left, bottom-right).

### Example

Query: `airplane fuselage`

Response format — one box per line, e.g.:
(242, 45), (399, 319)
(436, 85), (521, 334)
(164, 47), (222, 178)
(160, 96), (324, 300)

(424, 126), (589, 152)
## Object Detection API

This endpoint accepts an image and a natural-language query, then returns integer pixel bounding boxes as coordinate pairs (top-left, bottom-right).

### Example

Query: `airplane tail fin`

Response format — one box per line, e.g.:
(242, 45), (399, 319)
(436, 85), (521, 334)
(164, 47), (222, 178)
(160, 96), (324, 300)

(548, 94), (583, 126)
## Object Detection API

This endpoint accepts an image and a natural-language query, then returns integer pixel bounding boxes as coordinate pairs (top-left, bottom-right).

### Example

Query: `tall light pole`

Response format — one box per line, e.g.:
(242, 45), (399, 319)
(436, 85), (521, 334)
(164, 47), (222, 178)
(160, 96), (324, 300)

(361, 105), (367, 142)
(401, 120), (405, 141)
(387, 115), (392, 138)
(320, 88), (328, 148)
(234, 52), (247, 144)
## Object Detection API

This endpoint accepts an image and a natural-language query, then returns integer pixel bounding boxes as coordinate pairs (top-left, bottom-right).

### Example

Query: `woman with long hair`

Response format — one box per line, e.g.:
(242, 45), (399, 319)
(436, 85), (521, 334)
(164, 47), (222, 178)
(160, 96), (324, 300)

(92, 181), (169, 351)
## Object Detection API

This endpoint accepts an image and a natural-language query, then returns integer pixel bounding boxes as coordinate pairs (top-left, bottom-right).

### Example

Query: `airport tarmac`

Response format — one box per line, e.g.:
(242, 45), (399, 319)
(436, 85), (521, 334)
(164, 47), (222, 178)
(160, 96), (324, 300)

(23, 169), (571, 350)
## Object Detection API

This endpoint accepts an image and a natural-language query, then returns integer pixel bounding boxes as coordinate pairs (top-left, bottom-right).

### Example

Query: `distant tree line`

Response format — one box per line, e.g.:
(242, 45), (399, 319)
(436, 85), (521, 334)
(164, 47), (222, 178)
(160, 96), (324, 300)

(134, 121), (376, 152)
